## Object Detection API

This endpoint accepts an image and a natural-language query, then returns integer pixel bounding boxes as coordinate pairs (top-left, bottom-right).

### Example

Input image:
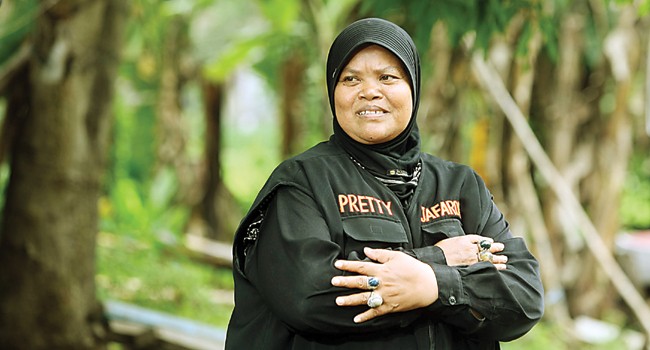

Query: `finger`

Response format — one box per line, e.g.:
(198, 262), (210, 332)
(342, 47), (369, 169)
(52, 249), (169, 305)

(354, 307), (382, 323)
(334, 259), (375, 275)
(465, 234), (483, 243)
(331, 276), (373, 290)
(363, 247), (397, 264)
(490, 242), (505, 253)
(490, 254), (508, 264)
(335, 291), (371, 307)
(494, 263), (507, 271)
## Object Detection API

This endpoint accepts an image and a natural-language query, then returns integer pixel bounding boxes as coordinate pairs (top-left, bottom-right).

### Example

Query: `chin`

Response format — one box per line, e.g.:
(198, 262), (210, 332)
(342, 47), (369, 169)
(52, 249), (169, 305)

(359, 134), (391, 144)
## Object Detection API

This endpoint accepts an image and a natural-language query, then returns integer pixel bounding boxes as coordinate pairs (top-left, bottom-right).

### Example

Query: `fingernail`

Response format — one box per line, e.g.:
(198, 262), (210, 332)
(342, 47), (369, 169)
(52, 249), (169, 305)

(353, 316), (362, 323)
(331, 277), (340, 285)
(334, 260), (343, 268)
(336, 297), (344, 305)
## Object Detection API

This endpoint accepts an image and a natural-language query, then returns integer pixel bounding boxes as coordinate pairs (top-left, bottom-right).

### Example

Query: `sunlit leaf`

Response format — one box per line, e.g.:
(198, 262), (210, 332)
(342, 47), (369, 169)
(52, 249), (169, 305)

(202, 35), (272, 82)
(258, 0), (300, 33)
(0, 0), (38, 65)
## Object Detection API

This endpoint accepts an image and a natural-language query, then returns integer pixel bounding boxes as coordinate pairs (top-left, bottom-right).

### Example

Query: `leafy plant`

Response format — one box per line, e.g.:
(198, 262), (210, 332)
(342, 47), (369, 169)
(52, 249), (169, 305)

(620, 154), (650, 229)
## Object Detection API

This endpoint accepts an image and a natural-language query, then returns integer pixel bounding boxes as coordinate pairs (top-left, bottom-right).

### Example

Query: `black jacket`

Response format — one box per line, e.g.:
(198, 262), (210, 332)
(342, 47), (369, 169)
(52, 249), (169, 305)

(225, 139), (544, 349)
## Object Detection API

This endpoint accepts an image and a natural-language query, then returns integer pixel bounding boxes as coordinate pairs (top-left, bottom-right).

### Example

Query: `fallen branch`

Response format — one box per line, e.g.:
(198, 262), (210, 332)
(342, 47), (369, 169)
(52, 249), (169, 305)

(104, 300), (226, 350)
(184, 234), (233, 268)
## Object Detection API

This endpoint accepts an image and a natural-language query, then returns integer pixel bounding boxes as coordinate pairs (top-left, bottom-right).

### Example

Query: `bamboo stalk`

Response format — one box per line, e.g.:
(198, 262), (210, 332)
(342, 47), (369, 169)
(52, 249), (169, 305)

(646, 32), (650, 137)
(471, 53), (650, 341)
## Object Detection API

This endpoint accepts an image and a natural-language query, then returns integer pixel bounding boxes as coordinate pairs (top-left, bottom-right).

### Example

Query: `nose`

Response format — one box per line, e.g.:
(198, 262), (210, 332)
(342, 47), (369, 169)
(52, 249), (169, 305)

(359, 81), (382, 100)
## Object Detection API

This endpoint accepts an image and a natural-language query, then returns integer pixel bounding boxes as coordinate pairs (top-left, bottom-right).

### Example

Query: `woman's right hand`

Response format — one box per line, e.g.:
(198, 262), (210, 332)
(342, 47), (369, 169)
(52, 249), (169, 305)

(435, 234), (508, 270)
(331, 247), (438, 323)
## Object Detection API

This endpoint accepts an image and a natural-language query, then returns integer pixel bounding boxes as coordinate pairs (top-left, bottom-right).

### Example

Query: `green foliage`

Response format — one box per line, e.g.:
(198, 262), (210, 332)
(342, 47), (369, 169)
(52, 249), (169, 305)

(204, 34), (275, 82)
(620, 154), (650, 229)
(258, 0), (301, 33)
(0, 0), (37, 65)
(222, 119), (280, 210)
(101, 170), (188, 237)
(538, 13), (559, 62)
(103, 82), (191, 238)
(197, 0), (276, 82)
(501, 319), (633, 350)
(102, 0), (206, 238)
(96, 231), (234, 327)
(359, 0), (542, 52)
(640, 0), (650, 15)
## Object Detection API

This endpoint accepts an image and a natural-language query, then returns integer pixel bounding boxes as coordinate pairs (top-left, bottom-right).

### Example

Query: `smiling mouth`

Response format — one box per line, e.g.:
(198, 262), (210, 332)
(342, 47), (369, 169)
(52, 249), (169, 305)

(357, 110), (387, 116)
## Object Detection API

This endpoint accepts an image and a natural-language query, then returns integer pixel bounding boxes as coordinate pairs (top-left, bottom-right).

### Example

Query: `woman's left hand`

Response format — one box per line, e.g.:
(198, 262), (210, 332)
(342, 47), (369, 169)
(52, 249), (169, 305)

(331, 247), (438, 323)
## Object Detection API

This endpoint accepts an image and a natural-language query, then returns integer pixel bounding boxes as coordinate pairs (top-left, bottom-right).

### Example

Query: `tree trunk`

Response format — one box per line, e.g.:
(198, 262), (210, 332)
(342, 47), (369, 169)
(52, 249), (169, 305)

(569, 6), (638, 317)
(497, 19), (574, 327)
(0, 0), (127, 348)
(532, 6), (640, 318)
(419, 22), (468, 163)
(155, 15), (200, 206)
(280, 54), (306, 158)
(186, 81), (241, 242)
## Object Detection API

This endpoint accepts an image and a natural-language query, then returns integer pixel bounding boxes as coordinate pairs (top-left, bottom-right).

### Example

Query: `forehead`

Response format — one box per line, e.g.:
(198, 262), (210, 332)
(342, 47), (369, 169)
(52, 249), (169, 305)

(344, 44), (404, 70)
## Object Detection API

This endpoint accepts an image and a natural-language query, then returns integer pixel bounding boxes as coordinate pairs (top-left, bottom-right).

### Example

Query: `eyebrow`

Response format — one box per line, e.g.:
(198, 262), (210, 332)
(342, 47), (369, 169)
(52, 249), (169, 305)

(341, 66), (405, 75)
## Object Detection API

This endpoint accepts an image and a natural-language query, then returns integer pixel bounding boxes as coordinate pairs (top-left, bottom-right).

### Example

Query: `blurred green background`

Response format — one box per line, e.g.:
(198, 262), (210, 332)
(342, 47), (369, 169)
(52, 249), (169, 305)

(1, 0), (650, 349)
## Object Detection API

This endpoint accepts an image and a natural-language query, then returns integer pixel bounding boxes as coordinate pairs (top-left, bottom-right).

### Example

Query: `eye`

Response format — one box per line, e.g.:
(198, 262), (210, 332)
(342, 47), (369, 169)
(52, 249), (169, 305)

(380, 74), (399, 82)
(341, 75), (359, 83)
(339, 75), (360, 86)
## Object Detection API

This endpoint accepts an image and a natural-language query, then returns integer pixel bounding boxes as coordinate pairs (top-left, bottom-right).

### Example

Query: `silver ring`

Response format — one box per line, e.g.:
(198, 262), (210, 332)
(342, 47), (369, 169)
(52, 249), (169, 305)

(367, 291), (383, 308)
(367, 277), (380, 290)
(478, 250), (493, 263)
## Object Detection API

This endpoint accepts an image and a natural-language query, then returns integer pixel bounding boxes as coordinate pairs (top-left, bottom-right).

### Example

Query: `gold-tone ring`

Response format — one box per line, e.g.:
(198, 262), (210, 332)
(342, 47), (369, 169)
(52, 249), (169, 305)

(478, 250), (493, 263)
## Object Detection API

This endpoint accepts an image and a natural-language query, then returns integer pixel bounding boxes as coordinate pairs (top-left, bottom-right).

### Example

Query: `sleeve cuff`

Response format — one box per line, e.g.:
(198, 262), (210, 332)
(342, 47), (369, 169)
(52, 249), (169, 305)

(412, 246), (447, 265)
(430, 264), (468, 307)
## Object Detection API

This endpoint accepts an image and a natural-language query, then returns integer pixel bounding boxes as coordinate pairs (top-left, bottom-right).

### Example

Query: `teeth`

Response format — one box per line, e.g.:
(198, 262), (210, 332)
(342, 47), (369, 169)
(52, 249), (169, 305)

(358, 110), (384, 116)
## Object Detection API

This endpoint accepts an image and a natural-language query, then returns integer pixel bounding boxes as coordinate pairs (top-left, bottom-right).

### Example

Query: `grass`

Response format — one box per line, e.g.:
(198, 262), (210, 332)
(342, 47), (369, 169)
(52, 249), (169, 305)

(96, 228), (639, 349)
(501, 320), (637, 350)
(96, 230), (235, 328)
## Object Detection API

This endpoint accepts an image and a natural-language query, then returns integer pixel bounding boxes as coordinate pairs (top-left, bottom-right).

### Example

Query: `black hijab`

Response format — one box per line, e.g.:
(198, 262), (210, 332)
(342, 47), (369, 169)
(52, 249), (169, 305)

(327, 18), (422, 202)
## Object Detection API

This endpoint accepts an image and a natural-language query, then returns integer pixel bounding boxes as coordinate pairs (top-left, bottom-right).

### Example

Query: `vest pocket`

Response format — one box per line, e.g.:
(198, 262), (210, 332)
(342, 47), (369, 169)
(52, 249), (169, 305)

(341, 216), (408, 260)
(421, 218), (465, 246)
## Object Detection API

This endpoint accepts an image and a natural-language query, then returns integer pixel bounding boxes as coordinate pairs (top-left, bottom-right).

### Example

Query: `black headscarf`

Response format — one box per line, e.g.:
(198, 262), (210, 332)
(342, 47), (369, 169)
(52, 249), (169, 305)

(326, 18), (422, 202)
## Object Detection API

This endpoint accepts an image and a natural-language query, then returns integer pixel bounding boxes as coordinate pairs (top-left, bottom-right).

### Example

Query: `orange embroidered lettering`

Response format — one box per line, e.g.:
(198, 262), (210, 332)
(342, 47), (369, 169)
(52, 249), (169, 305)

(425, 207), (436, 222)
(374, 197), (384, 214)
(431, 203), (440, 217)
(439, 201), (451, 216)
(358, 196), (370, 213)
(338, 194), (348, 213)
(338, 193), (394, 216)
(348, 194), (359, 212)
(420, 200), (461, 223)
(383, 200), (393, 216)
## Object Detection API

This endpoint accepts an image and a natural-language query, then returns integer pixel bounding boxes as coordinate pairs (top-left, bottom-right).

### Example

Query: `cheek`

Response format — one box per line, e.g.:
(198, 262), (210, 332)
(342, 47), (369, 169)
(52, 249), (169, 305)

(394, 91), (413, 117)
(334, 90), (347, 109)
(334, 90), (357, 116)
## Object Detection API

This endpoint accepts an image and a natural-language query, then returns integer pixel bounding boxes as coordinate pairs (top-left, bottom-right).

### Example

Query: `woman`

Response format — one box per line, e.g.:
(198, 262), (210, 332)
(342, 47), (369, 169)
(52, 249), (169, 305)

(225, 18), (543, 349)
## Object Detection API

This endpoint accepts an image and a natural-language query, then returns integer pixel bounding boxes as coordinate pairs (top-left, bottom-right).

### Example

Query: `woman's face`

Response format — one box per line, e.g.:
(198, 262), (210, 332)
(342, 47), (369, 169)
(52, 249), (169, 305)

(334, 45), (413, 145)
